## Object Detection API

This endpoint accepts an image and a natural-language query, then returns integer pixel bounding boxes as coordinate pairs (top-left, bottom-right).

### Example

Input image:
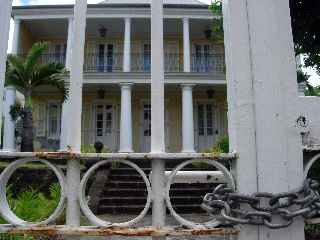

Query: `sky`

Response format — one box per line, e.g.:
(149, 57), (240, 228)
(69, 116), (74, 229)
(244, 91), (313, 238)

(8, 0), (320, 86)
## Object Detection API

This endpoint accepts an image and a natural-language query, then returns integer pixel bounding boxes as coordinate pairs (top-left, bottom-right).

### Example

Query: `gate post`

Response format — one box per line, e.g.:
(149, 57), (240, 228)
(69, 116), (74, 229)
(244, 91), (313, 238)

(151, 0), (166, 239)
(0, 0), (12, 147)
(223, 1), (304, 240)
(65, 0), (87, 229)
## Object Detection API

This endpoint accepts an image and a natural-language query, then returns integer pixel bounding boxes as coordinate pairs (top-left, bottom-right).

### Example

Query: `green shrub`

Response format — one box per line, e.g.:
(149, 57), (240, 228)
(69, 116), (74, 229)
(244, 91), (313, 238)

(0, 183), (61, 224)
(203, 136), (229, 154)
(81, 144), (110, 153)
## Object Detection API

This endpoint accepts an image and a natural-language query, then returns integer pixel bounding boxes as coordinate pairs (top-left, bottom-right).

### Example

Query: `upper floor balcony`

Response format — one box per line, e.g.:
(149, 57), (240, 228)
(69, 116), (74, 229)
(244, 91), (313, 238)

(38, 52), (225, 73)
(12, 6), (226, 82)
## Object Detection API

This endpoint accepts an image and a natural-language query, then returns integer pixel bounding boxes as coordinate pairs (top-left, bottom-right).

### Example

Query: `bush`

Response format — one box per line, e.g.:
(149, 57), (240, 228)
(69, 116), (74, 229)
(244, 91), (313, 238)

(81, 144), (110, 153)
(0, 183), (61, 224)
(203, 136), (229, 154)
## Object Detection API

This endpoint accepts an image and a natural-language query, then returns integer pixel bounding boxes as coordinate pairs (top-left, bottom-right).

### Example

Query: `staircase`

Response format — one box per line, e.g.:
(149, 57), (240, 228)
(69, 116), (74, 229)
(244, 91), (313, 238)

(93, 159), (221, 215)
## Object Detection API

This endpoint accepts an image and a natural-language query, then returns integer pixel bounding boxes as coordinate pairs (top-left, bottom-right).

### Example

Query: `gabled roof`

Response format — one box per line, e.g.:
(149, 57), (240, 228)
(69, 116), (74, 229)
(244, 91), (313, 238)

(99, 0), (207, 6)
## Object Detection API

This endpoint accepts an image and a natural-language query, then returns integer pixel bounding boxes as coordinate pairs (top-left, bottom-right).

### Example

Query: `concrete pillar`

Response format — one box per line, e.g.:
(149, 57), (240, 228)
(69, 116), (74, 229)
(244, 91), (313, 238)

(151, 0), (166, 240)
(63, 0), (87, 153)
(0, 1), (13, 147)
(60, 17), (74, 151)
(3, 87), (16, 151)
(65, 0), (87, 230)
(123, 18), (131, 72)
(11, 19), (21, 55)
(151, 0), (165, 153)
(3, 18), (20, 151)
(66, 17), (74, 70)
(119, 83), (133, 153)
(183, 18), (191, 73)
(181, 84), (195, 153)
(223, 1), (304, 240)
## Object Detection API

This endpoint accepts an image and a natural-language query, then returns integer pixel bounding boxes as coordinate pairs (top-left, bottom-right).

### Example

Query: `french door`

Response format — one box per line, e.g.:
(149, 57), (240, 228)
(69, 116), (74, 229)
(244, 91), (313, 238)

(93, 104), (116, 150)
(193, 44), (210, 72)
(143, 44), (151, 72)
(140, 103), (170, 152)
(98, 44), (114, 72)
(195, 103), (217, 151)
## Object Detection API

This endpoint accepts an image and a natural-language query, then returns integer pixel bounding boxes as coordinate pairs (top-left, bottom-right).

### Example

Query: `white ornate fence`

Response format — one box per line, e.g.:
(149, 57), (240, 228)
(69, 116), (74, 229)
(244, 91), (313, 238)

(0, 152), (238, 238)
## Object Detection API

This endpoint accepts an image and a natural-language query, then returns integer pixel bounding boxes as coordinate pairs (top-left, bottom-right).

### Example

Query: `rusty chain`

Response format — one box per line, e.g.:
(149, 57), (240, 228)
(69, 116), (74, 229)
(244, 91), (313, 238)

(201, 179), (320, 229)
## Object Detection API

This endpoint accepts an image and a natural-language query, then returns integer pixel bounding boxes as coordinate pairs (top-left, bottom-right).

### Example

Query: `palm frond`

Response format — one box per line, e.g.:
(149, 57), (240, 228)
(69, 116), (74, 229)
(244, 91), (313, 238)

(31, 62), (69, 101)
(5, 55), (28, 94)
(24, 42), (49, 76)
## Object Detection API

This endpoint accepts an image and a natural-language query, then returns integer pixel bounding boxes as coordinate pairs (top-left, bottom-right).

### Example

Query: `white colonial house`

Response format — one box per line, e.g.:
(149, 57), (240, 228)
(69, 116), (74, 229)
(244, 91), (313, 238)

(5, 0), (228, 153)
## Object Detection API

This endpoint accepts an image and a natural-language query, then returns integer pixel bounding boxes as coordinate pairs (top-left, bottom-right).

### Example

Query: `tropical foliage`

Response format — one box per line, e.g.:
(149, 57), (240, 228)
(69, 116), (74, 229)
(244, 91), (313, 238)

(0, 183), (61, 224)
(208, 0), (223, 43)
(6, 42), (68, 152)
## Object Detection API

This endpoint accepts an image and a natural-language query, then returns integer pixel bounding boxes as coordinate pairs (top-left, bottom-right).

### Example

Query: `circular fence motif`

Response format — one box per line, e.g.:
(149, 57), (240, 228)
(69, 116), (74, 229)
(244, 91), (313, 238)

(79, 159), (152, 227)
(165, 159), (236, 229)
(0, 158), (66, 226)
(304, 153), (320, 180)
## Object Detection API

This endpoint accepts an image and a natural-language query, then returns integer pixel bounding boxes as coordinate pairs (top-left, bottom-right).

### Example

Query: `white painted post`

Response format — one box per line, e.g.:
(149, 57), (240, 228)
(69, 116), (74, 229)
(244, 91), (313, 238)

(0, 0), (13, 147)
(65, 17), (74, 70)
(3, 87), (16, 151)
(183, 18), (191, 73)
(64, 0), (87, 153)
(181, 84), (195, 153)
(223, 1), (304, 240)
(119, 82), (133, 153)
(123, 17), (131, 72)
(11, 19), (21, 55)
(3, 18), (19, 151)
(65, 0), (87, 229)
(60, 17), (74, 151)
(151, 0), (165, 154)
(151, 0), (166, 239)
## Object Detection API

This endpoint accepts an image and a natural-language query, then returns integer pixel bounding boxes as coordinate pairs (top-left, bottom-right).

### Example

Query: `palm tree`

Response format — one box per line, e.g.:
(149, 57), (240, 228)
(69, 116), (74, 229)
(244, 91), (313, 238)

(6, 42), (68, 152)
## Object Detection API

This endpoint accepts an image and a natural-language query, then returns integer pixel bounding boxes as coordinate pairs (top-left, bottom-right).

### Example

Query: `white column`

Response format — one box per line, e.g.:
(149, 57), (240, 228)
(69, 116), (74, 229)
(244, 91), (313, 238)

(183, 17), (191, 73)
(65, 0), (87, 230)
(3, 18), (19, 151)
(123, 18), (131, 72)
(3, 87), (16, 151)
(65, 17), (74, 70)
(151, 1), (166, 240)
(60, 17), (74, 150)
(63, 0), (87, 153)
(119, 83), (133, 153)
(181, 84), (195, 153)
(0, 1), (13, 148)
(151, 0), (165, 153)
(11, 19), (21, 55)
(223, 1), (304, 240)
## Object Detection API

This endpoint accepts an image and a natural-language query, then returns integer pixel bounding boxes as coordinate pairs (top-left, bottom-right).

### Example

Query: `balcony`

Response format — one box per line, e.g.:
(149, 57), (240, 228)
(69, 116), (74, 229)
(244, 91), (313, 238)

(36, 53), (225, 74)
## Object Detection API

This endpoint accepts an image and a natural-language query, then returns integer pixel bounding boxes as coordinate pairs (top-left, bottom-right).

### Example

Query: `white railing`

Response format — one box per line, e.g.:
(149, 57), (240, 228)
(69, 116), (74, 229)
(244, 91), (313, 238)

(0, 151), (238, 238)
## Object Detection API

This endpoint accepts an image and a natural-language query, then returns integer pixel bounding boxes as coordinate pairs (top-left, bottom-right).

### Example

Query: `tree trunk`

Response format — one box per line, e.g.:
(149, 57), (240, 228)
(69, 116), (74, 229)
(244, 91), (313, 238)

(20, 107), (34, 152)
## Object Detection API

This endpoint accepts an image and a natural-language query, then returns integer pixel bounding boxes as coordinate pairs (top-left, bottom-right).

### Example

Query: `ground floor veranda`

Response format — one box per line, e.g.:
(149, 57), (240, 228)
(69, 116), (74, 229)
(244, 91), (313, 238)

(30, 84), (228, 153)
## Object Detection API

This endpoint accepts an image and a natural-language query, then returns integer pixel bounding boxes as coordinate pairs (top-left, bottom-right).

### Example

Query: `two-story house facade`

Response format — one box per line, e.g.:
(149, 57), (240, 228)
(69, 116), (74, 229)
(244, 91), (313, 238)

(8, 0), (228, 153)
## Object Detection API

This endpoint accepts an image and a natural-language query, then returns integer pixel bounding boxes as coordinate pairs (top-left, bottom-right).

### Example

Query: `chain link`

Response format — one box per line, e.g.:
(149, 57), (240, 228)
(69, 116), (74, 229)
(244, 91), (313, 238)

(201, 179), (320, 229)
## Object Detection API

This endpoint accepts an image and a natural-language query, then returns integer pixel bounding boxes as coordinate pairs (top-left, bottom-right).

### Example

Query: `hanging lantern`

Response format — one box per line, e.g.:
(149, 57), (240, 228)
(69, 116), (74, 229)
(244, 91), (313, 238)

(98, 25), (107, 38)
(97, 88), (105, 99)
(204, 28), (212, 40)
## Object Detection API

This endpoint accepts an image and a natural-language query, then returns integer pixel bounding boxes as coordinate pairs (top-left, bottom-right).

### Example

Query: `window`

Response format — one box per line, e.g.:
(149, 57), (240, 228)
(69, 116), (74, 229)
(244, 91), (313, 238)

(105, 105), (113, 134)
(36, 103), (46, 137)
(96, 105), (104, 136)
(47, 102), (61, 139)
(143, 104), (151, 136)
(197, 103), (215, 136)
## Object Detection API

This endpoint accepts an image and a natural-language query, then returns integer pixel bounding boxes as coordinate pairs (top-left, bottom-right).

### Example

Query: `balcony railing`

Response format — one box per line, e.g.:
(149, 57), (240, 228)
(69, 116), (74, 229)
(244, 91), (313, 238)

(33, 53), (225, 74)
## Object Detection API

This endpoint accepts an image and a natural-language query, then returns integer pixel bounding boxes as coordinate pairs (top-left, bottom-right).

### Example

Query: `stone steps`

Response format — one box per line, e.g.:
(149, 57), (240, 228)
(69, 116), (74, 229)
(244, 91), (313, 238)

(96, 160), (219, 215)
